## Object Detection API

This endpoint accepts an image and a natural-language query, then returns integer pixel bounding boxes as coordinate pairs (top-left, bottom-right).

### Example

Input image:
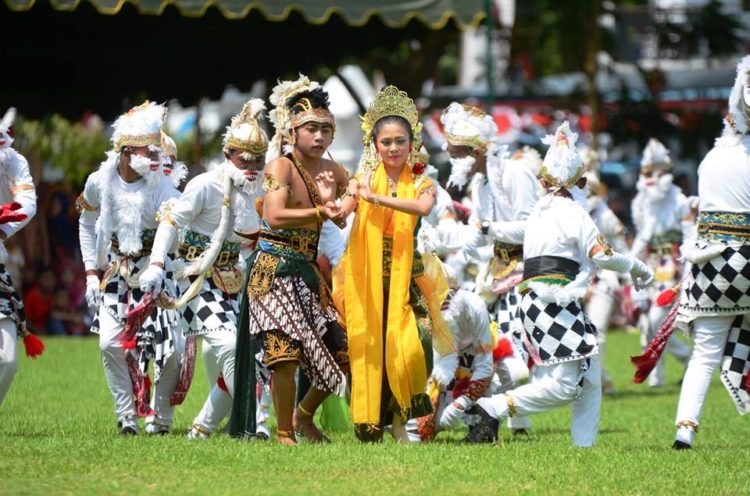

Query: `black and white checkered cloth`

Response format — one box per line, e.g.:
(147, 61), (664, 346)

(720, 315), (750, 415)
(92, 254), (178, 381)
(492, 289), (520, 335)
(0, 265), (26, 334)
(680, 245), (750, 317)
(179, 275), (238, 336)
(519, 290), (598, 366)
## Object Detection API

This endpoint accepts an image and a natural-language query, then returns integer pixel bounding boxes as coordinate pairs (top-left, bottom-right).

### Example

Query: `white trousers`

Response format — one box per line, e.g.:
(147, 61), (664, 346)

(480, 355), (602, 447)
(98, 308), (181, 426)
(675, 315), (734, 428)
(643, 304), (692, 386)
(191, 331), (239, 433)
(586, 284), (615, 384)
(0, 318), (18, 407)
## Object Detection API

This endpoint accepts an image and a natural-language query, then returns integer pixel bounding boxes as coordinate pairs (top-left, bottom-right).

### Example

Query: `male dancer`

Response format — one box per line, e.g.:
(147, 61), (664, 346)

(78, 102), (180, 435)
(672, 56), (750, 449)
(0, 107), (42, 406)
(233, 75), (351, 445)
(141, 99), (268, 439)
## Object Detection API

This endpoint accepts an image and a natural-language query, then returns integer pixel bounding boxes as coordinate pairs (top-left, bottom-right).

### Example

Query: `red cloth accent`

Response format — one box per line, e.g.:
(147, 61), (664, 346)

(452, 201), (471, 223)
(120, 294), (154, 349)
(631, 297), (680, 383)
(0, 202), (27, 224)
(217, 375), (228, 393)
(125, 353), (156, 418)
(170, 335), (197, 406)
(656, 286), (679, 307)
(22, 333), (45, 358)
(492, 337), (514, 362)
(23, 288), (54, 329)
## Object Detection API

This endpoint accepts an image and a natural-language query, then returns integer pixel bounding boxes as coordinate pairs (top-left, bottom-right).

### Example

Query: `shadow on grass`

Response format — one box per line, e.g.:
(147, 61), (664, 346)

(605, 386), (681, 400)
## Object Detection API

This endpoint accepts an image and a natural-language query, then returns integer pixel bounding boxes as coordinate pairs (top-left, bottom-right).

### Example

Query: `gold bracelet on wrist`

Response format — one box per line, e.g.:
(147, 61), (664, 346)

(373, 195), (380, 208)
(315, 205), (323, 221)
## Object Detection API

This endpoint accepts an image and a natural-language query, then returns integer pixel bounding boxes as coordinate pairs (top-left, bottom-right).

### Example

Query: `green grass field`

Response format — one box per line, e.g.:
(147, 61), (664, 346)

(1, 331), (748, 495)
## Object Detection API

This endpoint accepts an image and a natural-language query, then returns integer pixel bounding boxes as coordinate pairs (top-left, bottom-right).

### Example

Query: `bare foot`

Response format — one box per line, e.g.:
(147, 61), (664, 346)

(276, 430), (297, 446)
(293, 408), (331, 444)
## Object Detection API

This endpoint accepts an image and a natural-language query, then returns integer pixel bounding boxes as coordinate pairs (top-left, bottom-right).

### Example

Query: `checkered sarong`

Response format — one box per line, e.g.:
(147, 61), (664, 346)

(680, 245), (750, 318)
(519, 290), (598, 366)
(720, 315), (750, 415)
(0, 265), (26, 334)
(179, 275), (238, 336)
(492, 288), (521, 335)
(93, 254), (178, 381)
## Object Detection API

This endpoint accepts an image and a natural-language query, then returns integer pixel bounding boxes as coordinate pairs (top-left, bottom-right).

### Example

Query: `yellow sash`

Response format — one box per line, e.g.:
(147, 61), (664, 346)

(344, 164), (427, 425)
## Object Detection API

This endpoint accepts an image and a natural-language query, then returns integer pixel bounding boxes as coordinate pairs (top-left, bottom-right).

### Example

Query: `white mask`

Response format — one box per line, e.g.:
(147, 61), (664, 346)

(225, 161), (260, 196)
(446, 155), (476, 189)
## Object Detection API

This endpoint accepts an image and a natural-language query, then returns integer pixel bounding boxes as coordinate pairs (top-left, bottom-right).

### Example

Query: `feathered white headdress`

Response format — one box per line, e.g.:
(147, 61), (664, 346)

(111, 101), (166, 151)
(440, 102), (498, 151)
(0, 107), (16, 149)
(540, 121), (584, 189)
(728, 55), (750, 135)
(640, 138), (671, 172)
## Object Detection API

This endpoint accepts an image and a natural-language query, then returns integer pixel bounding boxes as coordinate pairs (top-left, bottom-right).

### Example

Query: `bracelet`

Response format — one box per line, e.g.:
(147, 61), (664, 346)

(373, 195), (380, 208)
(315, 205), (323, 221)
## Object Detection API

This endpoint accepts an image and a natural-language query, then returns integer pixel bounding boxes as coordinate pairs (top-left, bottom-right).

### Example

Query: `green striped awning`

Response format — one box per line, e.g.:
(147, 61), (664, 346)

(3, 0), (486, 28)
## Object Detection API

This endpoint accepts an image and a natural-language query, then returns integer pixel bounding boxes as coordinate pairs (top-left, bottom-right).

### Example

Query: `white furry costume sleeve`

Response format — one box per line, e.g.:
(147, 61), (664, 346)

(464, 292), (494, 382)
(0, 152), (37, 239)
(487, 164), (538, 244)
(78, 172), (102, 272)
(149, 178), (206, 266)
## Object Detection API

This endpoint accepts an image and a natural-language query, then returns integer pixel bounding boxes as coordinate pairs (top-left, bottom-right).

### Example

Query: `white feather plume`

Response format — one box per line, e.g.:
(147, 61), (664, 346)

(640, 138), (671, 168)
(729, 55), (750, 135)
(541, 121), (582, 187)
(0, 107), (16, 132)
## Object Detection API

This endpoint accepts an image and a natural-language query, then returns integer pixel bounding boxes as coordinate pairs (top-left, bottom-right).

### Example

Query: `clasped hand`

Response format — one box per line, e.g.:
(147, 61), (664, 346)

(319, 201), (347, 229)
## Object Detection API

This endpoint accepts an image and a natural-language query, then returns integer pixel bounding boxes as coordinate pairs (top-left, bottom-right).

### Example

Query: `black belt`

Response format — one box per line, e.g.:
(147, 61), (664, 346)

(523, 256), (580, 280)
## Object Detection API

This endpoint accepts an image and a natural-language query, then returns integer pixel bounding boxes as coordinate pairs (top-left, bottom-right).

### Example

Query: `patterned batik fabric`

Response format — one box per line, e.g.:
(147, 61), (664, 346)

(721, 315), (750, 415)
(179, 274), (239, 336)
(680, 245), (750, 319)
(0, 265), (26, 334)
(519, 290), (598, 366)
(93, 254), (178, 381)
(247, 274), (348, 396)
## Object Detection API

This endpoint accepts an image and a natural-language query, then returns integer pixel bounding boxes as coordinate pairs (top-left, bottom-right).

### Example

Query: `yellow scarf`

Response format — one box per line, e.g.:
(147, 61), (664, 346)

(344, 163), (427, 425)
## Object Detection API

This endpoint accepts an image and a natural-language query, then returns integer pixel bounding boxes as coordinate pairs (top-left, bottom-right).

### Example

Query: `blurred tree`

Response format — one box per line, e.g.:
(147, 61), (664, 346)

(14, 114), (110, 186)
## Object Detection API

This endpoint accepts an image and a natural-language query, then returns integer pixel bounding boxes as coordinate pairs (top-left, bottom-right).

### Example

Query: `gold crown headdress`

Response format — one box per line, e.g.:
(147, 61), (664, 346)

(112, 101), (166, 151)
(161, 131), (177, 158)
(360, 85), (423, 170)
(223, 98), (269, 159)
(267, 75), (334, 160)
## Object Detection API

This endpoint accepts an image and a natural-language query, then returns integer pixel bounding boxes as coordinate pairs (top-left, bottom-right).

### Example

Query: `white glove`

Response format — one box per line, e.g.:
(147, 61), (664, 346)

(630, 258), (654, 291)
(139, 264), (166, 294)
(439, 395), (472, 429)
(85, 275), (101, 309)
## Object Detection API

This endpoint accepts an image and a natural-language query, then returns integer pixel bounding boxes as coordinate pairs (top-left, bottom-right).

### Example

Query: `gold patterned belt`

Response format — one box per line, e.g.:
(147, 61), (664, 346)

(178, 243), (239, 269)
(111, 231), (155, 257)
(257, 230), (318, 261)
(494, 242), (522, 263)
(697, 211), (750, 243)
